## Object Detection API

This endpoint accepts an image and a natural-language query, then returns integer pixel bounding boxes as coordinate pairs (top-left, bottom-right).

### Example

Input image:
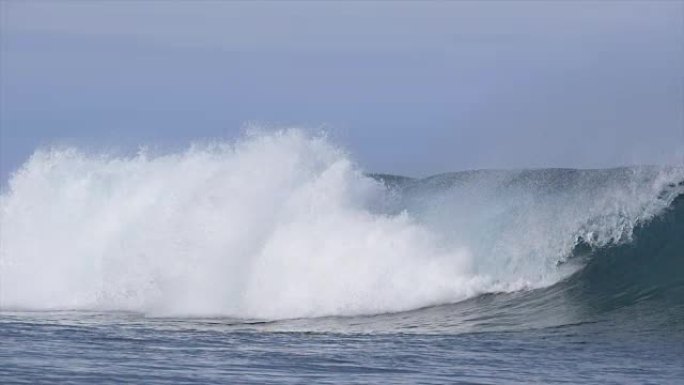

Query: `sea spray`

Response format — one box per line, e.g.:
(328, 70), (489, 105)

(1, 129), (682, 319)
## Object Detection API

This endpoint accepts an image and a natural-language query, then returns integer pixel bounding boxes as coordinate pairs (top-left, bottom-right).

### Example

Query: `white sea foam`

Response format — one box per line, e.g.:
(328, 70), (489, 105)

(1, 129), (682, 319)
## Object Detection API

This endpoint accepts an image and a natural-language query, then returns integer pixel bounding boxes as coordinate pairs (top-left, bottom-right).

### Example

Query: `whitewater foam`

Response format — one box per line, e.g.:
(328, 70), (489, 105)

(1, 130), (682, 319)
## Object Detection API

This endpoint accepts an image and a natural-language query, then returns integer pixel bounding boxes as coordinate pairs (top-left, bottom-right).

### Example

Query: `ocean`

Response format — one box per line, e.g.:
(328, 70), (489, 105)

(1, 130), (683, 384)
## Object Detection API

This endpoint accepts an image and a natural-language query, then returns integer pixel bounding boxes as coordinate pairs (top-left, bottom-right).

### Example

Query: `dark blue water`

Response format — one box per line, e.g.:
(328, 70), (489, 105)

(1, 305), (683, 384)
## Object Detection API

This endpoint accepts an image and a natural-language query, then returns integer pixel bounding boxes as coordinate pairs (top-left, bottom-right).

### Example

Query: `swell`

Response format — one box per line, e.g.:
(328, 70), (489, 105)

(478, 188), (684, 332)
(460, 190), (684, 334)
(561, 186), (684, 311)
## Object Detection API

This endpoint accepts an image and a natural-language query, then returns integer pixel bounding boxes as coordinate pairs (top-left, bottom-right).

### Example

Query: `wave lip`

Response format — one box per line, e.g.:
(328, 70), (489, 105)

(1, 129), (683, 320)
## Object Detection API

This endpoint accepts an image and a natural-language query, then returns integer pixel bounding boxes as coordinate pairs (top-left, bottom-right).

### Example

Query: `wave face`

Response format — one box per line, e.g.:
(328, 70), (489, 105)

(1, 130), (683, 321)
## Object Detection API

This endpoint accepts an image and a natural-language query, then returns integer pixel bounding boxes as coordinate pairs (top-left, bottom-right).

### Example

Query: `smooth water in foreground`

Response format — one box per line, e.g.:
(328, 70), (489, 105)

(2, 131), (683, 383)
(2, 304), (683, 384)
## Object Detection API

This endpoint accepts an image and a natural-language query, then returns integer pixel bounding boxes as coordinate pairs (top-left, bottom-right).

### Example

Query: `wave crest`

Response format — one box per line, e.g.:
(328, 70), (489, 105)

(1, 129), (682, 319)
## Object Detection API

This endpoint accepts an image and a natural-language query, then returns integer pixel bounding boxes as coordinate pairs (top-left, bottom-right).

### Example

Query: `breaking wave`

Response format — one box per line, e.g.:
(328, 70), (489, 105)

(1, 129), (682, 320)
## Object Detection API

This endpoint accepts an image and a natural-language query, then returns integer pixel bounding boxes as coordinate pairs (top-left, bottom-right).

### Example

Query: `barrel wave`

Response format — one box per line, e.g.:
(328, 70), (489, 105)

(1, 129), (683, 329)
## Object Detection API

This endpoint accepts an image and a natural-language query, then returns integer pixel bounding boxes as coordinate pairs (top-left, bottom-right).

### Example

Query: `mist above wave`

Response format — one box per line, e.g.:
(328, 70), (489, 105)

(1, 129), (682, 319)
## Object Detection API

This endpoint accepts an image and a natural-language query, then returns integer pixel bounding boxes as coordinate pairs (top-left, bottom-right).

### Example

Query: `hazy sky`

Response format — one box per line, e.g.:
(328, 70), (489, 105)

(1, 1), (683, 180)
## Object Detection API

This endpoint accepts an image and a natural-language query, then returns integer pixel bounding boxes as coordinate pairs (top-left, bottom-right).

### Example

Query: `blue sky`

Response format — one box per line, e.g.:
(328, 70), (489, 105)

(1, 1), (682, 180)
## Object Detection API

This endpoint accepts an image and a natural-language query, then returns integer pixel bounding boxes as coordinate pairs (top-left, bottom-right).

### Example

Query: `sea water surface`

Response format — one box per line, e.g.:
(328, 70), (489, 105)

(1, 130), (683, 384)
